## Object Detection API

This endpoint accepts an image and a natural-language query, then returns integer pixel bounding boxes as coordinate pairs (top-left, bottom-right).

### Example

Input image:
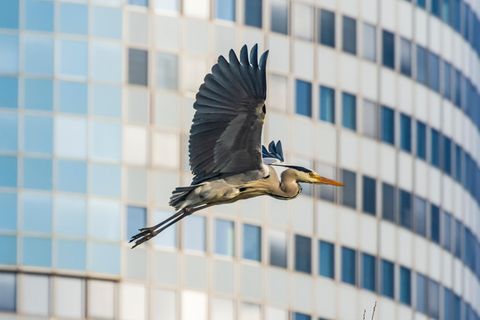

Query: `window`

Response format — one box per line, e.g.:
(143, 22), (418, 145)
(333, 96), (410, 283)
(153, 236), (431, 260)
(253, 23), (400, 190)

(362, 176), (376, 215)
(381, 260), (394, 298)
(25, 0), (53, 31)
(0, 113), (17, 152)
(154, 211), (176, 248)
(20, 274), (49, 316)
(211, 298), (233, 320)
(90, 121), (121, 161)
(443, 136), (452, 175)
(318, 9), (335, 47)
(453, 219), (461, 258)
(127, 206), (146, 240)
(90, 164), (121, 197)
(59, 3), (88, 35)
(399, 190), (412, 229)
(24, 78), (53, 110)
(59, 81), (87, 114)
(341, 247), (356, 285)
(382, 30), (395, 69)
(341, 169), (356, 209)
(184, 216), (206, 252)
(431, 0), (441, 17)
(56, 240), (86, 270)
(92, 84), (121, 117)
(362, 23), (376, 62)
(0, 34), (19, 74)
(216, 0), (235, 21)
(270, 0), (288, 34)
(239, 303), (260, 320)
(23, 158), (52, 190)
(59, 40), (88, 78)
(293, 3), (313, 40)
(128, 48), (148, 86)
(0, 193), (16, 231)
(22, 237), (51, 267)
(54, 277), (85, 318)
(430, 128), (440, 168)
(129, 0), (148, 5)
(342, 92), (356, 130)
(454, 144), (461, 182)
(428, 52), (440, 92)
(24, 35), (53, 76)
(319, 85), (335, 123)
(0, 235), (16, 264)
(362, 99), (377, 139)
(380, 106), (395, 145)
(88, 242), (120, 274)
(23, 193), (52, 234)
(269, 230), (287, 268)
(56, 160), (87, 193)
(443, 61), (451, 99)
(0, 0), (18, 29)
(295, 235), (311, 273)
(0, 77), (18, 108)
(414, 197), (427, 236)
(430, 204), (440, 244)
(92, 6), (122, 39)
(91, 42), (122, 83)
(382, 183), (395, 222)
(295, 80), (312, 117)
(156, 53), (178, 90)
(315, 163), (337, 202)
(319, 240), (334, 278)
(0, 156), (17, 187)
(399, 266), (411, 305)
(416, 45), (427, 85)
(416, 273), (428, 314)
(215, 219), (234, 256)
(0, 273), (16, 312)
(292, 312), (311, 320)
(88, 280), (115, 319)
(342, 16), (356, 54)
(441, 212), (451, 251)
(416, 121), (426, 160)
(400, 114), (411, 152)
(428, 279), (440, 318)
(243, 224), (261, 261)
(400, 38), (412, 76)
(244, 0), (262, 28)
(361, 253), (376, 292)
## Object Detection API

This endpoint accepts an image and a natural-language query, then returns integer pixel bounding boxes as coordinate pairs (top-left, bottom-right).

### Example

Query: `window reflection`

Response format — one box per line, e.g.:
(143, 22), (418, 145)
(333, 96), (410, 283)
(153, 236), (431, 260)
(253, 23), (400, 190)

(380, 106), (395, 145)
(56, 239), (86, 270)
(318, 9), (335, 47)
(243, 224), (261, 261)
(90, 121), (121, 161)
(399, 266), (411, 305)
(59, 81), (87, 114)
(0, 273), (16, 312)
(127, 206), (146, 240)
(400, 114), (411, 152)
(244, 0), (262, 28)
(342, 92), (356, 130)
(294, 234), (311, 273)
(400, 38), (412, 76)
(91, 42), (123, 82)
(215, 219), (234, 256)
(319, 85), (335, 123)
(270, 0), (287, 34)
(295, 80), (312, 117)
(414, 197), (427, 236)
(92, 6), (122, 39)
(88, 242), (120, 274)
(342, 16), (357, 54)
(184, 215), (205, 252)
(381, 259), (394, 298)
(315, 163), (336, 202)
(90, 163), (121, 197)
(0, 236), (16, 264)
(0, 156), (17, 187)
(269, 230), (287, 268)
(22, 192), (52, 233)
(341, 169), (356, 209)
(341, 246), (356, 285)
(399, 190), (412, 229)
(361, 253), (376, 291)
(216, 0), (235, 21)
(382, 30), (395, 69)
(319, 240), (334, 278)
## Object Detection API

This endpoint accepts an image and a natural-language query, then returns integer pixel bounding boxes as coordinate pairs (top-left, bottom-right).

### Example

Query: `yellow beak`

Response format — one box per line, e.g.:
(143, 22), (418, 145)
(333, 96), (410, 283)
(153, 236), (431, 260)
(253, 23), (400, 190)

(313, 174), (344, 186)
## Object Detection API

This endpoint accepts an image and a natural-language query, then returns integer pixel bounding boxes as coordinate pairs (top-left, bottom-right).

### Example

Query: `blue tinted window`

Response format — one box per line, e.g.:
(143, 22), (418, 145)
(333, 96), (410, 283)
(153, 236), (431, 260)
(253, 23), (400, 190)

(88, 199), (121, 241)
(361, 253), (376, 291)
(88, 242), (120, 274)
(25, 0), (53, 31)
(90, 164), (121, 197)
(0, 34), (19, 73)
(92, 42), (123, 83)
(454, 144), (461, 182)
(341, 247), (356, 285)
(416, 45), (427, 85)
(400, 114), (411, 152)
(430, 128), (440, 168)
(128, 48), (148, 86)
(243, 224), (261, 261)
(0, 236), (16, 265)
(0, 113), (17, 152)
(428, 279), (440, 318)
(153, 211), (177, 248)
(0, 273), (16, 311)
(342, 16), (356, 54)
(382, 30), (395, 69)
(416, 273), (427, 314)
(129, 0), (148, 6)
(295, 235), (311, 273)
(443, 136), (452, 174)
(56, 239), (86, 270)
(0, 0), (19, 29)
(23, 35), (53, 76)
(0, 193), (16, 231)
(442, 212), (451, 251)
(431, 0), (441, 17)
(362, 23), (376, 62)
(362, 175), (376, 215)
(381, 260), (394, 298)
(184, 215), (205, 252)
(244, 0), (262, 28)
(400, 190), (412, 229)
(127, 206), (146, 240)
(443, 61), (451, 99)
(269, 230), (287, 268)
(430, 204), (440, 243)
(341, 169), (356, 209)
(55, 196), (86, 237)
(0, 77), (18, 109)
(0, 156), (17, 187)
(270, 0), (287, 34)
(92, 84), (122, 117)
(381, 106), (395, 145)
(342, 92), (356, 130)
(414, 197), (427, 236)
(417, 0), (426, 9)
(59, 40), (88, 78)
(216, 0), (236, 21)
(90, 121), (121, 161)
(59, 3), (88, 34)
(215, 219), (234, 256)
(319, 240), (334, 278)
(416, 121), (426, 160)
(399, 266), (411, 305)
(92, 6), (122, 39)
(293, 312), (311, 320)
(296, 80), (312, 117)
(23, 237), (51, 267)
(23, 158), (52, 190)
(320, 86), (335, 123)
(59, 81), (87, 114)
(428, 52), (440, 92)
(24, 79), (53, 111)
(24, 115), (52, 154)
(400, 38), (412, 76)
(57, 160), (87, 193)
(22, 192), (52, 233)
(319, 9), (335, 47)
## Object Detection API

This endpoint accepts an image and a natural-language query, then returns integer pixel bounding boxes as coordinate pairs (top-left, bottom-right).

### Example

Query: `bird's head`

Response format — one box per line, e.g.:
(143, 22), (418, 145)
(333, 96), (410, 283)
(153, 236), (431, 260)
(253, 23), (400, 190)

(280, 165), (344, 186)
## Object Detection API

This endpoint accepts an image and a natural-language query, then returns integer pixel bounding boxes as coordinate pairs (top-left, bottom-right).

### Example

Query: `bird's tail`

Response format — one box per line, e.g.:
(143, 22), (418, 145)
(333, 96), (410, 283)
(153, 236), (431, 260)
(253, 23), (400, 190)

(169, 185), (199, 210)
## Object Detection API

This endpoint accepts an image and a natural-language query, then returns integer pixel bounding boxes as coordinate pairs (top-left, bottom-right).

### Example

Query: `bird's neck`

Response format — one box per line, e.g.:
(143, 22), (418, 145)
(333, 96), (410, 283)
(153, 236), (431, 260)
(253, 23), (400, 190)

(278, 170), (301, 198)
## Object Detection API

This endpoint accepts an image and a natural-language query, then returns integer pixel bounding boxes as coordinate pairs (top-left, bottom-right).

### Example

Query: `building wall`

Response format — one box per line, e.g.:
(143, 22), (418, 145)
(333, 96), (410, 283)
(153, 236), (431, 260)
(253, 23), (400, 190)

(0, 0), (479, 319)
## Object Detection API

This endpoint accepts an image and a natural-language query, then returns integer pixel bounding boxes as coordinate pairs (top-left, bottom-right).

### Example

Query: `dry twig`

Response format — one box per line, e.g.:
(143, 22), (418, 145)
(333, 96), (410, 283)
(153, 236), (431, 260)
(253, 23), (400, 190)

(371, 301), (377, 320)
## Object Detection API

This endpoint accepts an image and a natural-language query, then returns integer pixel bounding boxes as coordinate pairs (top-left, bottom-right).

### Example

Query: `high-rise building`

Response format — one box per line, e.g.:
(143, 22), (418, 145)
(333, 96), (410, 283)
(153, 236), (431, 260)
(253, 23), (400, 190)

(0, 0), (479, 319)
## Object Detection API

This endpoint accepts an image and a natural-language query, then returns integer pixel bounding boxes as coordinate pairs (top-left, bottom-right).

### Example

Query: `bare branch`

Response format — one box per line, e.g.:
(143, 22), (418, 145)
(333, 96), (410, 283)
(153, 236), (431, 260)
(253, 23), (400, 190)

(371, 301), (377, 320)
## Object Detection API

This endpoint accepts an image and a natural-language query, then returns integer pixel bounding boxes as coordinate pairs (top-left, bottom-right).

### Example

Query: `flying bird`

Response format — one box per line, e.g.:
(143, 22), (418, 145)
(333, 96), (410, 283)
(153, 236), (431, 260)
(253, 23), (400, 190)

(130, 44), (343, 248)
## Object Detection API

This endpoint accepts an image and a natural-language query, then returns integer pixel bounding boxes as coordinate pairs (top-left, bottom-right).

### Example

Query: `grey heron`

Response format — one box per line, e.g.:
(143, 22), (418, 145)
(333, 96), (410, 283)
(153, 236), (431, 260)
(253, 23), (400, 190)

(130, 44), (343, 248)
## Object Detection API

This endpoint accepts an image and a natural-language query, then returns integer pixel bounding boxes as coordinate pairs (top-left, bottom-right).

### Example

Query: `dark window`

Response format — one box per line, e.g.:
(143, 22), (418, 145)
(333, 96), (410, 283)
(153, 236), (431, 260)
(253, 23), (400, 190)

(342, 92), (356, 130)
(382, 182), (396, 222)
(0, 272), (16, 312)
(416, 45), (427, 85)
(431, 0), (441, 17)
(414, 196), (427, 236)
(319, 86), (335, 123)
(454, 144), (462, 182)
(319, 240), (335, 279)
(453, 219), (462, 258)
(428, 279), (440, 318)
(295, 235), (311, 273)
(416, 121), (427, 160)
(443, 136), (452, 175)
(269, 230), (287, 268)
(341, 247), (356, 285)
(399, 190), (412, 229)
(381, 259), (394, 298)
(216, 0), (236, 21)
(295, 80), (312, 117)
(382, 30), (395, 69)
(129, 0), (148, 6)
(417, 0), (426, 9)
(400, 113), (411, 152)
(244, 0), (262, 28)
(443, 61), (451, 99)
(270, 0), (287, 34)
(341, 169), (356, 209)
(292, 312), (311, 320)
(127, 206), (146, 240)
(430, 128), (440, 168)
(243, 224), (261, 261)
(381, 106), (395, 145)
(441, 212), (451, 251)
(319, 9), (335, 47)
(399, 266), (411, 305)
(362, 176), (376, 215)
(342, 16), (356, 54)
(428, 52), (440, 92)
(361, 253), (376, 292)
(430, 204), (440, 244)
(416, 273), (428, 314)
(128, 48), (148, 86)
(400, 38), (412, 76)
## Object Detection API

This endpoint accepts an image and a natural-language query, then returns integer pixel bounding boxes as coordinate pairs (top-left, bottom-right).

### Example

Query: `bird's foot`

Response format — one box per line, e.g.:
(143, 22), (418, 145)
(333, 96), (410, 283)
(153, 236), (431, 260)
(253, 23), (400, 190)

(129, 227), (156, 249)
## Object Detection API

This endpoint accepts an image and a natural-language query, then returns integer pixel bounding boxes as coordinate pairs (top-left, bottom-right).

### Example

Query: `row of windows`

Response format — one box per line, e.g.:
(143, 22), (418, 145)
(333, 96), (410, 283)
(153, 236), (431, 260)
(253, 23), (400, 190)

(295, 83), (480, 207)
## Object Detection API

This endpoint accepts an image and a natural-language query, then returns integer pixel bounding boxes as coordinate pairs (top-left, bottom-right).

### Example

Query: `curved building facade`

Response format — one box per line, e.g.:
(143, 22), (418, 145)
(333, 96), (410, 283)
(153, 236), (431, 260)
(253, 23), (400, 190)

(0, 0), (479, 319)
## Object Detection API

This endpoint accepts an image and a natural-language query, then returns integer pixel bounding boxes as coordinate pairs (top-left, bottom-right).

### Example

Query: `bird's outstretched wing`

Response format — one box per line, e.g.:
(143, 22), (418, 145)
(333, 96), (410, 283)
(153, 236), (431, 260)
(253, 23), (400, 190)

(262, 140), (284, 165)
(189, 44), (269, 184)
